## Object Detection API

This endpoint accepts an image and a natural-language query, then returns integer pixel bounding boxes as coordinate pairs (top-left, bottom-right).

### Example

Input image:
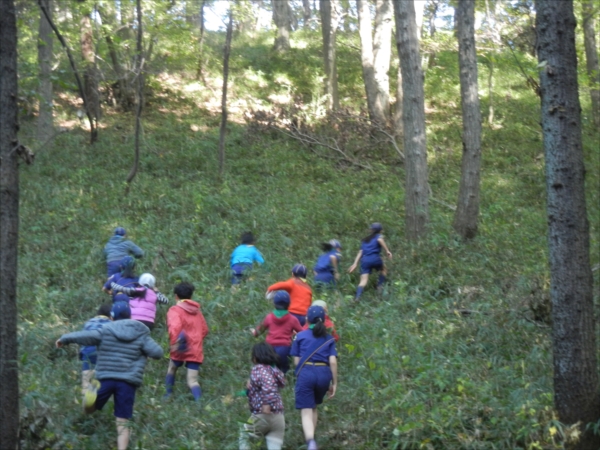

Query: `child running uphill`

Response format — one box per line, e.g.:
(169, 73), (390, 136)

(230, 232), (265, 285)
(301, 300), (339, 342)
(56, 301), (163, 450)
(103, 256), (139, 301)
(291, 305), (338, 450)
(348, 222), (393, 301)
(266, 264), (312, 326)
(111, 273), (169, 331)
(239, 343), (286, 450)
(251, 291), (303, 374)
(165, 282), (209, 401)
(103, 227), (144, 278)
(79, 303), (112, 391)
(313, 240), (342, 288)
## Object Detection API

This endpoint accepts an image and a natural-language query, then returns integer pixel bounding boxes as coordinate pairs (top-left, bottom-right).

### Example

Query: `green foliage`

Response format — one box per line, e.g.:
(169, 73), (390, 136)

(14, 12), (600, 450)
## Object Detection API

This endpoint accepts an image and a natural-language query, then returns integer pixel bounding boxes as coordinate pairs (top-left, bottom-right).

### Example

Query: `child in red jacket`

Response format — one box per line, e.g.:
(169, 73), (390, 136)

(266, 264), (312, 326)
(301, 300), (339, 342)
(165, 282), (209, 401)
(251, 291), (303, 374)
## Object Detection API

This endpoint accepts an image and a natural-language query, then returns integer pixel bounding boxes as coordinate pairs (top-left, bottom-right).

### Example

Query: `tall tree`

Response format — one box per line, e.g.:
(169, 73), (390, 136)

(196, 0), (207, 81)
(80, 6), (100, 124)
(37, 0), (54, 144)
(453, 0), (482, 239)
(582, 1), (600, 128)
(320, 0), (340, 110)
(302, 0), (312, 27)
(536, 1), (600, 448)
(0, 0), (21, 448)
(358, 0), (392, 126)
(393, 0), (429, 240)
(219, 9), (234, 176)
(272, 0), (292, 51)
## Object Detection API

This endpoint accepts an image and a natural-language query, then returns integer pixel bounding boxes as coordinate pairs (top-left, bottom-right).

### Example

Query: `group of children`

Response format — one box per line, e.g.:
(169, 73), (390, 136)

(56, 223), (392, 450)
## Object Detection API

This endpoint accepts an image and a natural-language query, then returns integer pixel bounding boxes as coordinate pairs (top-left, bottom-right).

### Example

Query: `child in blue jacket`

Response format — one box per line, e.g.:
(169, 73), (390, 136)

(79, 303), (112, 392)
(103, 227), (144, 278)
(230, 232), (265, 285)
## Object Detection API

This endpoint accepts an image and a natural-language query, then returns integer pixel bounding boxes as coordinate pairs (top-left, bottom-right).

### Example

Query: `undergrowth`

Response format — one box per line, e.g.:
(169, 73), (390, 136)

(14, 27), (600, 450)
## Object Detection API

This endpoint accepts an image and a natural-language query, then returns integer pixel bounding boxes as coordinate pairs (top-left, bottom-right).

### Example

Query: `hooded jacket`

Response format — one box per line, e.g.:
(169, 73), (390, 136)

(103, 235), (144, 263)
(167, 300), (209, 363)
(59, 319), (163, 386)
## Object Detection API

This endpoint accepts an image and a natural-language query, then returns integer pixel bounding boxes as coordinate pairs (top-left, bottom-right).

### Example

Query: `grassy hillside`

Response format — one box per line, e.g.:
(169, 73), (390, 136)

(16, 29), (599, 449)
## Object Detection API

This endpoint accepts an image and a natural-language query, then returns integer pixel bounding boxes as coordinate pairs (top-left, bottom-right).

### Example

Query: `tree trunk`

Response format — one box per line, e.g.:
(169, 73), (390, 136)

(582, 1), (600, 128)
(272, 0), (291, 52)
(37, 0), (54, 145)
(393, 0), (429, 240)
(125, 0), (144, 188)
(320, 0), (339, 110)
(219, 10), (234, 176)
(197, 0), (207, 82)
(0, 1), (21, 448)
(536, 1), (600, 448)
(426, 0), (438, 67)
(413, 0), (425, 37)
(80, 11), (100, 123)
(453, 0), (482, 240)
(302, 0), (312, 27)
(372, 0), (392, 124)
(357, 0), (378, 123)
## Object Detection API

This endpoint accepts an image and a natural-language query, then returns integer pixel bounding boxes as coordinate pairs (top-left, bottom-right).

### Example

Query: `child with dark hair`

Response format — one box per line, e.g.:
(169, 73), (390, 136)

(56, 301), (163, 450)
(266, 264), (312, 326)
(313, 240), (342, 288)
(103, 256), (140, 301)
(348, 222), (393, 301)
(79, 303), (113, 391)
(164, 282), (209, 401)
(239, 343), (286, 450)
(291, 305), (338, 450)
(251, 291), (303, 374)
(110, 273), (169, 331)
(230, 232), (265, 285)
(103, 227), (144, 278)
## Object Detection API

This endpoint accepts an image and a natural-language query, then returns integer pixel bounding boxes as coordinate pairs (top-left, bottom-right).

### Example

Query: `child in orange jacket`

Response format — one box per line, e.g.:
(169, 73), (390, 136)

(266, 264), (312, 326)
(165, 282), (209, 401)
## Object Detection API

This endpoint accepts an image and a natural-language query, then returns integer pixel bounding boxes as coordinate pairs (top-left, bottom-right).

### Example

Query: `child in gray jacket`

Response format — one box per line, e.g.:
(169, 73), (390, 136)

(56, 302), (163, 450)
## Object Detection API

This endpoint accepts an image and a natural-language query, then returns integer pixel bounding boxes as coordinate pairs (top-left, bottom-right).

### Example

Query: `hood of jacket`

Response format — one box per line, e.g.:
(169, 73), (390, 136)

(108, 235), (126, 245)
(105, 319), (149, 342)
(176, 299), (200, 315)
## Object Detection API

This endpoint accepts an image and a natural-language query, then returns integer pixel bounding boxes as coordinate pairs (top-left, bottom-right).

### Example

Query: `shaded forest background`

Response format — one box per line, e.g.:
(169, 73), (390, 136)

(7, 0), (600, 449)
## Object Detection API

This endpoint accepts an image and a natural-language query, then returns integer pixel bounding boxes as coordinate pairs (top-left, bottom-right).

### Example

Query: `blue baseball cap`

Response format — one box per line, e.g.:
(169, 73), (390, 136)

(273, 291), (290, 307)
(307, 305), (326, 324)
(111, 301), (131, 320)
(370, 222), (383, 232)
(114, 227), (126, 236)
(329, 239), (342, 249)
(292, 264), (307, 278)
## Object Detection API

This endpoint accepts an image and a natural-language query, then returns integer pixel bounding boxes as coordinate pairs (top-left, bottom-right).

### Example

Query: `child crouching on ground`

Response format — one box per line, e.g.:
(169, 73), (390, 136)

(251, 291), (303, 374)
(239, 343), (286, 450)
(56, 302), (163, 450)
(165, 282), (209, 401)
(79, 303), (113, 391)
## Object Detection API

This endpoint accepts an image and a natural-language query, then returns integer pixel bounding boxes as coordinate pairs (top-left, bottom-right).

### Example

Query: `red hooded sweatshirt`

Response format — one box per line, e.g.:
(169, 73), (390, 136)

(167, 300), (209, 363)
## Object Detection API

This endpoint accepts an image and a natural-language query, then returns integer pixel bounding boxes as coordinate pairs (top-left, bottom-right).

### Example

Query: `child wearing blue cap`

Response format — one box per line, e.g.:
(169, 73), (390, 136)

(230, 232), (265, 286)
(251, 291), (303, 374)
(313, 240), (342, 288)
(56, 301), (163, 450)
(103, 256), (140, 301)
(103, 227), (144, 278)
(348, 223), (393, 301)
(291, 305), (338, 450)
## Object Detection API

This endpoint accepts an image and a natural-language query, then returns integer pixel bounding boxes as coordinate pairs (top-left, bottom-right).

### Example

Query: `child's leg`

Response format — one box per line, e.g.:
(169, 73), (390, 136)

(116, 418), (130, 450)
(354, 274), (370, 300)
(265, 414), (285, 450)
(81, 369), (95, 392)
(165, 360), (180, 397)
(301, 408), (317, 441)
(186, 364), (201, 401)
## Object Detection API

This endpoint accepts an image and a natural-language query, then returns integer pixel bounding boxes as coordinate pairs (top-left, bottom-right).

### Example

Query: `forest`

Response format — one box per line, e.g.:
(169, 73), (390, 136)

(0, 0), (599, 449)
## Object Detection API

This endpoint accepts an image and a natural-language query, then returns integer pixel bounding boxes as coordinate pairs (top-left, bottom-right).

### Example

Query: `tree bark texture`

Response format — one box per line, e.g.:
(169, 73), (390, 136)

(197, 0), (207, 81)
(536, 1), (600, 448)
(272, 0), (291, 51)
(0, 0), (21, 448)
(302, 0), (312, 27)
(582, 1), (600, 128)
(357, 0), (379, 123)
(37, 0), (54, 144)
(372, 0), (392, 123)
(126, 0), (144, 187)
(393, 0), (429, 240)
(80, 12), (101, 123)
(320, 0), (339, 110)
(219, 11), (234, 176)
(453, 0), (482, 240)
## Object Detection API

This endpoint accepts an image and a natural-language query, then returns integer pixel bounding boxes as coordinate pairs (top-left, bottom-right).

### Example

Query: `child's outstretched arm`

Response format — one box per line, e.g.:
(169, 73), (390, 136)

(111, 282), (145, 297)
(348, 250), (363, 273)
(378, 237), (392, 259)
(154, 290), (170, 304)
